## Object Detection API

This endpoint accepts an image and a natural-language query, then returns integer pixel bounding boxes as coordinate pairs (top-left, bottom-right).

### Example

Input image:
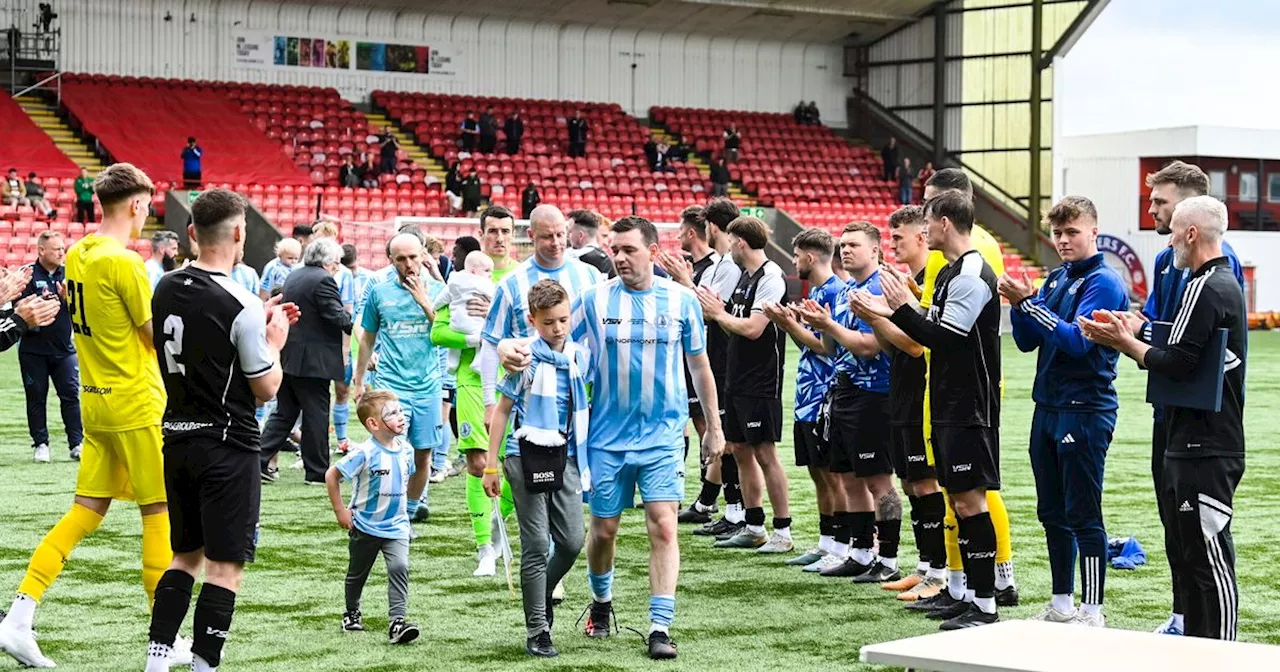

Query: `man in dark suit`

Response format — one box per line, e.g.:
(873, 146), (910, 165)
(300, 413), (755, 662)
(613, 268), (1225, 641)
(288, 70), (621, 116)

(504, 110), (525, 155)
(567, 110), (589, 158)
(260, 237), (352, 484)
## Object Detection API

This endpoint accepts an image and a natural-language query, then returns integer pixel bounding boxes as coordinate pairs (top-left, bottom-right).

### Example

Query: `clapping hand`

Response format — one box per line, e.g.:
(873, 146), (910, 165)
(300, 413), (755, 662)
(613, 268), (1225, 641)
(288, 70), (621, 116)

(791, 298), (833, 330)
(695, 286), (726, 321)
(14, 295), (59, 328)
(850, 289), (893, 320)
(997, 270), (1037, 305)
(0, 266), (32, 304)
(657, 250), (694, 287)
(760, 301), (796, 328)
(879, 270), (913, 310)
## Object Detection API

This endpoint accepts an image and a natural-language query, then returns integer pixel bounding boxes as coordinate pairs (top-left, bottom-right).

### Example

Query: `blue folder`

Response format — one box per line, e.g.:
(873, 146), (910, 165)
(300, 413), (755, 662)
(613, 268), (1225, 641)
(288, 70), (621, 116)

(1145, 321), (1227, 412)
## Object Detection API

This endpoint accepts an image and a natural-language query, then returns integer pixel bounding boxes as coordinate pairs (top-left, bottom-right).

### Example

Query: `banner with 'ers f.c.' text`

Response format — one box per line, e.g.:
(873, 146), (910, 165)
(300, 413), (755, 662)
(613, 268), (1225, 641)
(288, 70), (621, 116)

(232, 30), (464, 81)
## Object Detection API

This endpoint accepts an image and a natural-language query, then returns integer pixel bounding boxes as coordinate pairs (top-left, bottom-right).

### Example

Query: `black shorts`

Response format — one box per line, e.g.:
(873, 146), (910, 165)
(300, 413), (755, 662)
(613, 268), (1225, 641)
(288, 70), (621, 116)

(688, 374), (727, 419)
(794, 420), (829, 468)
(164, 441), (262, 563)
(723, 395), (783, 445)
(827, 385), (892, 476)
(931, 425), (1001, 493)
(891, 424), (936, 482)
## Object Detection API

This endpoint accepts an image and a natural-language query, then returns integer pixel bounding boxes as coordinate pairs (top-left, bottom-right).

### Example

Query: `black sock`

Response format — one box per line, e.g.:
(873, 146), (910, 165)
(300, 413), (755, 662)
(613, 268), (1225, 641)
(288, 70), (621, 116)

(851, 511), (876, 550)
(683, 435), (690, 461)
(907, 496), (925, 564)
(697, 480), (721, 508)
(745, 506), (766, 527)
(835, 511), (854, 546)
(773, 517), (792, 531)
(819, 514), (835, 541)
(960, 512), (996, 600)
(876, 516), (902, 561)
(917, 492), (947, 570)
(721, 455), (742, 506)
(148, 570), (195, 646)
(192, 583), (237, 668)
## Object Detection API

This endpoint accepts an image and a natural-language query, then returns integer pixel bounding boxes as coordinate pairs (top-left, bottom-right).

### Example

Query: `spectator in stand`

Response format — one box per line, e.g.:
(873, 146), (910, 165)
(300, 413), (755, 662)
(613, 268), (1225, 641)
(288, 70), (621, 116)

(18, 230), (82, 464)
(446, 162), (464, 214)
(918, 161), (936, 192)
(521, 182), (540, 220)
(644, 138), (659, 170)
(73, 167), (95, 224)
(652, 143), (676, 174)
(723, 124), (742, 163)
(3, 168), (29, 208)
(379, 134), (400, 176)
(793, 100), (807, 125)
(806, 101), (820, 125)
(357, 153), (379, 189)
(24, 172), (55, 219)
(567, 110), (589, 158)
(460, 169), (483, 216)
(882, 136), (900, 182)
(460, 112), (480, 152)
(710, 158), (731, 198)
(479, 106), (499, 154)
(181, 137), (203, 189)
(504, 110), (525, 155)
(565, 209), (614, 277)
(898, 157), (917, 205)
(339, 155), (361, 189)
(144, 230), (180, 289)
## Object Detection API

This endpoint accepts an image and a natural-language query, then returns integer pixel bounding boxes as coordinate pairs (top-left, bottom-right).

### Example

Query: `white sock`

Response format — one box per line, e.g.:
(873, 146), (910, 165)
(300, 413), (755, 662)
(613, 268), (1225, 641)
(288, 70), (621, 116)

(947, 571), (966, 600)
(649, 623), (669, 635)
(926, 566), (946, 580)
(879, 555), (898, 571)
(694, 501), (714, 514)
(774, 526), (791, 540)
(746, 524), (766, 536)
(725, 504), (745, 524)
(193, 654), (218, 672)
(1171, 613), (1185, 629)
(1051, 594), (1075, 613)
(830, 542), (849, 558)
(1080, 603), (1102, 617)
(964, 589), (976, 604)
(818, 535), (834, 554)
(996, 560), (1016, 590)
(145, 642), (171, 672)
(7, 594), (36, 630)
(973, 596), (996, 614)
(851, 548), (874, 565)
(916, 561), (931, 574)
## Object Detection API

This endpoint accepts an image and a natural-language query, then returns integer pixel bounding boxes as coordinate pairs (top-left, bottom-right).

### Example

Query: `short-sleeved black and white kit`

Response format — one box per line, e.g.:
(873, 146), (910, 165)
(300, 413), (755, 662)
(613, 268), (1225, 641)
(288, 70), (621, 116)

(723, 260), (786, 445)
(889, 268), (934, 482)
(686, 251), (723, 418)
(153, 266), (275, 562)
(698, 251), (742, 415)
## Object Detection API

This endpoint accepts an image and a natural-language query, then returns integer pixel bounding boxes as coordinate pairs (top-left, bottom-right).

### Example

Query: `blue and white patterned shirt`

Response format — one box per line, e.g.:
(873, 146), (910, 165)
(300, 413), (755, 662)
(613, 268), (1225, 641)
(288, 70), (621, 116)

(831, 270), (891, 394)
(336, 436), (416, 540)
(482, 257), (602, 345)
(795, 275), (845, 421)
(230, 263), (260, 296)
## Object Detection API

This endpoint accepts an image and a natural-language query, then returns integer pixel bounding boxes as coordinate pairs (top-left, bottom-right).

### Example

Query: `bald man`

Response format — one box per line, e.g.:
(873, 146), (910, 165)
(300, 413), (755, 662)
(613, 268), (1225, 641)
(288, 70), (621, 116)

(353, 233), (448, 516)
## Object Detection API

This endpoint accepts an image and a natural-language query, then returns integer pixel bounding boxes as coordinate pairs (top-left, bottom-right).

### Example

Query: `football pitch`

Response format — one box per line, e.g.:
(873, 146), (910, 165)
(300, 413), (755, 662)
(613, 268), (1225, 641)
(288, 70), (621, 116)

(0, 334), (1278, 671)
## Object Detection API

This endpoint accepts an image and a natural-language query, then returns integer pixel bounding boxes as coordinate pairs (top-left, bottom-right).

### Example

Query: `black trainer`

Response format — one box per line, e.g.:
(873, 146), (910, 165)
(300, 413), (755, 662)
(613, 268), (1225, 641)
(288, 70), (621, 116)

(341, 609), (364, 632)
(584, 600), (613, 638)
(714, 521), (747, 541)
(412, 506), (430, 523)
(819, 557), (871, 578)
(388, 617), (420, 644)
(692, 518), (737, 537)
(939, 603), (999, 630)
(927, 595), (970, 621)
(647, 630), (678, 660)
(852, 561), (902, 584)
(996, 585), (1020, 607)
(526, 631), (558, 658)
(677, 505), (712, 525)
(906, 588), (958, 613)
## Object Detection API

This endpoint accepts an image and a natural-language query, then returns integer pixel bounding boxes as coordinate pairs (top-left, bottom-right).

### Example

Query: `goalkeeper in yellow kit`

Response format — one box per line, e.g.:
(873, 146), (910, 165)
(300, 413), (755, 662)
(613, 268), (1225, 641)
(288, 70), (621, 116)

(0, 164), (189, 668)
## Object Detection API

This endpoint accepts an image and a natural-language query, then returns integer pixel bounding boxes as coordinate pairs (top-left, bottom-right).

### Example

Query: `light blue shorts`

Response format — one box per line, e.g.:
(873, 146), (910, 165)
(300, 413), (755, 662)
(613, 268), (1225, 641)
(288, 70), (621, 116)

(343, 360), (353, 386)
(588, 445), (685, 519)
(403, 395), (443, 451)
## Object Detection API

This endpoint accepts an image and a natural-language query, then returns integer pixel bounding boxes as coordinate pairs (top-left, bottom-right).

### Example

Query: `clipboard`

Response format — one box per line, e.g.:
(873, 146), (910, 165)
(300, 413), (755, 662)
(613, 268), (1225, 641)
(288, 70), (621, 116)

(1145, 321), (1227, 412)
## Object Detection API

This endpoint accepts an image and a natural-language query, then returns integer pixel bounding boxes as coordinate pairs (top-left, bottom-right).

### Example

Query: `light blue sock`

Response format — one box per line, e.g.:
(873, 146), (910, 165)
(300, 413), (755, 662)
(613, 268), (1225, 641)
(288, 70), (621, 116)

(255, 405), (266, 423)
(407, 498), (420, 517)
(649, 595), (675, 628)
(588, 568), (614, 603)
(433, 430), (450, 472)
(333, 402), (350, 442)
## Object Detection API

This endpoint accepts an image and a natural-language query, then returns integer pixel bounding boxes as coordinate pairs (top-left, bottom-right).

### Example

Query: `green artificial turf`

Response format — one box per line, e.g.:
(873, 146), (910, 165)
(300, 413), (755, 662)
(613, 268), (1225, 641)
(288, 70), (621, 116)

(0, 334), (1277, 670)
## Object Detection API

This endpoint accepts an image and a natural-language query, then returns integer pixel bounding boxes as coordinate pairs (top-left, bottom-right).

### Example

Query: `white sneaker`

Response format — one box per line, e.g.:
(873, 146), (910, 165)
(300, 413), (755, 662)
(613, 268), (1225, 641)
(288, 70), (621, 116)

(0, 620), (55, 668)
(803, 554), (844, 573)
(473, 544), (497, 577)
(551, 580), (565, 605)
(289, 456), (305, 470)
(1031, 603), (1077, 623)
(1153, 615), (1184, 635)
(169, 635), (193, 665)
(1073, 610), (1106, 628)
(68, 445), (81, 461)
(32, 444), (50, 464)
(428, 469), (447, 484)
(757, 532), (795, 554)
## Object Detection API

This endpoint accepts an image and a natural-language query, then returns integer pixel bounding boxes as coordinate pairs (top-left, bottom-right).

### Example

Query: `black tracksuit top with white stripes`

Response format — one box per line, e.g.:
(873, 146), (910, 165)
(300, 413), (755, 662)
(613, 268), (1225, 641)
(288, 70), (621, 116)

(1143, 256), (1247, 458)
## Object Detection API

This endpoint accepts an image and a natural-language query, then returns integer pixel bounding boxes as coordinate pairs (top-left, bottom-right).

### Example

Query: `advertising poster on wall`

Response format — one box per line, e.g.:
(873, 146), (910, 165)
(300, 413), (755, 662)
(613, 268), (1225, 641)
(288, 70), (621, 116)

(233, 30), (462, 80)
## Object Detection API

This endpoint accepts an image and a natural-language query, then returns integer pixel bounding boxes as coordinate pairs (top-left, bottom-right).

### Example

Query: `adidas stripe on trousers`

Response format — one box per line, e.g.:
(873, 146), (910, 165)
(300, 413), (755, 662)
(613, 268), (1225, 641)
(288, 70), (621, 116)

(1162, 454), (1244, 640)
(1028, 407), (1114, 604)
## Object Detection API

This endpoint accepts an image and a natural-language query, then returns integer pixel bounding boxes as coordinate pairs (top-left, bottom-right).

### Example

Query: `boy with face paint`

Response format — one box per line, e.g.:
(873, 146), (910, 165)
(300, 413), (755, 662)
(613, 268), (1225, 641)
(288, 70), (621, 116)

(326, 390), (422, 645)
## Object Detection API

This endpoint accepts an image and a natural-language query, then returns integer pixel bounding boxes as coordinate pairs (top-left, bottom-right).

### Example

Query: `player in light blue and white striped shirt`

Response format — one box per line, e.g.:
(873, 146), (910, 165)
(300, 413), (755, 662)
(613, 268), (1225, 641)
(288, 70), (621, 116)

(229, 260), (260, 297)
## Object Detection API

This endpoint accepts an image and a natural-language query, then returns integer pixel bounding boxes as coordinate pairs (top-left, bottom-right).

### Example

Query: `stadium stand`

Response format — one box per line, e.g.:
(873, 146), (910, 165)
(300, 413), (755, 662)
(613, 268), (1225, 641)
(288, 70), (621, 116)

(0, 95), (81, 179)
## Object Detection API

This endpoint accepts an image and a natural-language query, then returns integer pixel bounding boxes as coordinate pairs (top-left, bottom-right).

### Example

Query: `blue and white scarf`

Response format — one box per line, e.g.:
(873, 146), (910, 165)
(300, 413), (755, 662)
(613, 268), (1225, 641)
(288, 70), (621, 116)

(513, 337), (592, 490)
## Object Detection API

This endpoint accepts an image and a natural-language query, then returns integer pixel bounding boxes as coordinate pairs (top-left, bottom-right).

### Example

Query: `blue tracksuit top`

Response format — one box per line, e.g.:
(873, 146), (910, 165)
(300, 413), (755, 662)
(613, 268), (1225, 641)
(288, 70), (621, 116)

(1141, 241), (1244, 419)
(1010, 253), (1129, 412)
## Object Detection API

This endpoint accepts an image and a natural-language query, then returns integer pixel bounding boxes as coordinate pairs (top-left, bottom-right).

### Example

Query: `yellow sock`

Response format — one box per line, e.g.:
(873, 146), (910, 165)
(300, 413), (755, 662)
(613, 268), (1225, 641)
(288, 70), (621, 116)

(19, 503), (105, 602)
(942, 490), (962, 571)
(987, 490), (1013, 564)
(141, 512), (172, 609)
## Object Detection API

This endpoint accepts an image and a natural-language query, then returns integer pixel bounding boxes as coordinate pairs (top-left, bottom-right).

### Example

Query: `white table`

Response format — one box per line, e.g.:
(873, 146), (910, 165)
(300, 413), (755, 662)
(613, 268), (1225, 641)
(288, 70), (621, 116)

(859, 620), (1279, 672)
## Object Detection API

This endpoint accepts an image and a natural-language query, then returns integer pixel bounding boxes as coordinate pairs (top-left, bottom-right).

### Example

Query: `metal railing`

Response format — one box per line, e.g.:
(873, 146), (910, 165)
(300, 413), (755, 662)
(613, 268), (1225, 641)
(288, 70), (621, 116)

(11, 69), (60, 104)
